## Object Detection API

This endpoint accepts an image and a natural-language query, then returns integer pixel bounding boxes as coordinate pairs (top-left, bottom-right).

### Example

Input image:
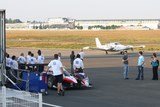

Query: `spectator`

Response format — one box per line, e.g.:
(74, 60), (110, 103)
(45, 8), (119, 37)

(6, 53), (12, 83)
(37, 50), (45, 73)
(10, 55), (18, 70)
(26, 51), (32, 64)
(6, 53), (12, 70)
(79, 49), (85, 61)
(70, 51), (75, 74)
(122, 51), (129, 80)
(10, 55), (18, 82)
(136, 51), (145, 80)
(151, 53), (159, 80)
(28, 53), (37, 64)
(17, 53), (26, 69)
(28, 53), (37, 70)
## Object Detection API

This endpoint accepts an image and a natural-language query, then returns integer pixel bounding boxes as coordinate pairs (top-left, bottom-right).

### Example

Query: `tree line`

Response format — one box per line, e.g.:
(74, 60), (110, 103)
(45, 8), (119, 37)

(88, 25), (121, 30)
(6, 18), (22, 23)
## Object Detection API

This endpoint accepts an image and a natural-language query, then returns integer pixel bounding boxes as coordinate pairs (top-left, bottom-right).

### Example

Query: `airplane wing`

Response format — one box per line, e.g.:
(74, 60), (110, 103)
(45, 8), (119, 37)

(83, 46), (112, 51)
(127, 45), (145, 49)
(132, 45), (145, 48)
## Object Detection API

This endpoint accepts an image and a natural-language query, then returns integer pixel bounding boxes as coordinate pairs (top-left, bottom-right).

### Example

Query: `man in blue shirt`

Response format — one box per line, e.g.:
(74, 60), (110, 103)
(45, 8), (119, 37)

(136, 51), (145, 80)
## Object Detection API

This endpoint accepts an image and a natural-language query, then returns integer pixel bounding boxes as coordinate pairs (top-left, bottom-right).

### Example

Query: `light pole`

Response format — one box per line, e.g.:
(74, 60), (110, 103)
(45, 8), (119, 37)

(0, 10), (6, 86)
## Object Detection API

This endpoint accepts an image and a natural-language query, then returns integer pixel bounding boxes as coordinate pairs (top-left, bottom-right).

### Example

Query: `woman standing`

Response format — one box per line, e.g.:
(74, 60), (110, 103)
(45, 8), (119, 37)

(151, 53), (159, 80)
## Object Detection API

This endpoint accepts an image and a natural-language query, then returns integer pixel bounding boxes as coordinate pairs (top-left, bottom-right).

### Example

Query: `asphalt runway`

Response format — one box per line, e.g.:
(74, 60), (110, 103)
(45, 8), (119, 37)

(42, 53), (160, 107)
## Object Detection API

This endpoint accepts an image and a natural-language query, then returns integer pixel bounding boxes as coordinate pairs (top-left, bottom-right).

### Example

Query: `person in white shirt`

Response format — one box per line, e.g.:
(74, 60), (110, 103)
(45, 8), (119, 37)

(79, 49), (85, 60)
(73, 54), (84, 73)
(17, 53), (26, 69)
(6, 53), (12, 70)
(37, 50), (45, 64)
(47, 54), (64, 96)
(26, 51), (32, 64)
(10, 55), (18, 82)
(17, 53), (26, 64)
(136, 51), (145, 80)
(28, 53), (37, 70)
(6, 53), (12, 81)
(37, 50), (45, 72)
(10, 55), (18, 70)
(28, 53), (37, 64)
(58, 52), (61, 61)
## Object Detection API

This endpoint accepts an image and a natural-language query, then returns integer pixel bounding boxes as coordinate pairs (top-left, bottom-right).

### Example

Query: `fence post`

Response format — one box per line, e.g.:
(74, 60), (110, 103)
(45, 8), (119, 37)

(2, 86), (6, 107)
(39, 93), (42, 107)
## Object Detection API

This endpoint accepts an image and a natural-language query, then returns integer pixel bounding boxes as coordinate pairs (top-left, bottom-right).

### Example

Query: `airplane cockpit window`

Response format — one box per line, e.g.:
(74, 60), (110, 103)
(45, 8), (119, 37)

(114, 42), (120, 45)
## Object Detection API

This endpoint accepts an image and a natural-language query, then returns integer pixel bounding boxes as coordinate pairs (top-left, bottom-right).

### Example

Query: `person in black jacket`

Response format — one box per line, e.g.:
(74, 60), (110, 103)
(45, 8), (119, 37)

(122, 51), (129, 80)
(70, 51), (75, 74)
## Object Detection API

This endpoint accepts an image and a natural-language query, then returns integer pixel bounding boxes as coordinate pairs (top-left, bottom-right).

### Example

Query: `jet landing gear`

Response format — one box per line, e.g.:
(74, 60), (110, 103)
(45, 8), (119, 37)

(120, 51), (124, 55)
(131, 48), (134, 52)
(105, 51), (108, 54)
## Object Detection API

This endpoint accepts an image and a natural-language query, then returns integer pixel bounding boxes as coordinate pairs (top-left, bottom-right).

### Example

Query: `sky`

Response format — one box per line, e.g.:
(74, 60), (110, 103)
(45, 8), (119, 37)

(0, 0), (160, 21)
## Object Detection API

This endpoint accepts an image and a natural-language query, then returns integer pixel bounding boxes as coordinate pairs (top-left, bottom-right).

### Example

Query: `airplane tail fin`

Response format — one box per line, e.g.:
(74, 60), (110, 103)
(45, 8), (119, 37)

(95, 38), (102, 48)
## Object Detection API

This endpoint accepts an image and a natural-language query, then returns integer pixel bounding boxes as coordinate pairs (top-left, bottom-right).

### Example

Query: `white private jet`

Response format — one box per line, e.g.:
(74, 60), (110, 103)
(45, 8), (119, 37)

(83, 38), (145, 54)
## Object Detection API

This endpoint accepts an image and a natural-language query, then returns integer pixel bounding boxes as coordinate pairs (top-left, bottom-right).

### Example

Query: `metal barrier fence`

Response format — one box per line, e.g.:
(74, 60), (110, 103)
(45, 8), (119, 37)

(0, 86), (62, 107)
(0, 86), (42, 107)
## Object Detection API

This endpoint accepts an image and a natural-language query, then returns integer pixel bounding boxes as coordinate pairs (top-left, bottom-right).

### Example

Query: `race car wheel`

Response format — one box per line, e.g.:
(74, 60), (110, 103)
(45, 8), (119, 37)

(47, 75), (54, 89)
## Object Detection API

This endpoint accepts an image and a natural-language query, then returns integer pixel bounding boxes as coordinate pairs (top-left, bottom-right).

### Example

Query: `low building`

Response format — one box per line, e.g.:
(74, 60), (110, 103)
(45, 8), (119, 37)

(75, 19), (160, 30)
(47, 17), (75, 29)
(6, 22), (48, 30)
(6, 18), (160, 30)
(6, 23), (30, 30)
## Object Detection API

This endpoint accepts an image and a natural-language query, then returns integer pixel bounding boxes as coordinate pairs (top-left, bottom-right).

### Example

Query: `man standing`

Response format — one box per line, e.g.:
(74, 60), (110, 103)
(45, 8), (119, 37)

(28, 53), (37, 71)
(17, 53), (26, 69)
(122, 51), (129, 80)
(6, 53), (12, 70)
(70, 51), (75, 74)
(37, 50), (45, 73)
(58, 52), (61, 61)
(26, 51), (32, 64)
(73, 54), (84, 73)
(79, 49), (85, 61)
(47, 54), (64, 96)
(136, 51), (145, 80)
(10, 55), (18, 82)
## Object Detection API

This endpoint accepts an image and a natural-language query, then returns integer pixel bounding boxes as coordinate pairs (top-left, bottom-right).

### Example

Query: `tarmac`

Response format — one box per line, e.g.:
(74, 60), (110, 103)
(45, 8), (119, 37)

(42, 52), (160, 107)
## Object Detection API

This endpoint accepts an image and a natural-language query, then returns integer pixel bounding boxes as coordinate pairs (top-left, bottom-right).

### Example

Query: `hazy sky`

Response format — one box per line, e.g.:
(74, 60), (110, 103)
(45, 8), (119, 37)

(0, 0), (160, 21)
